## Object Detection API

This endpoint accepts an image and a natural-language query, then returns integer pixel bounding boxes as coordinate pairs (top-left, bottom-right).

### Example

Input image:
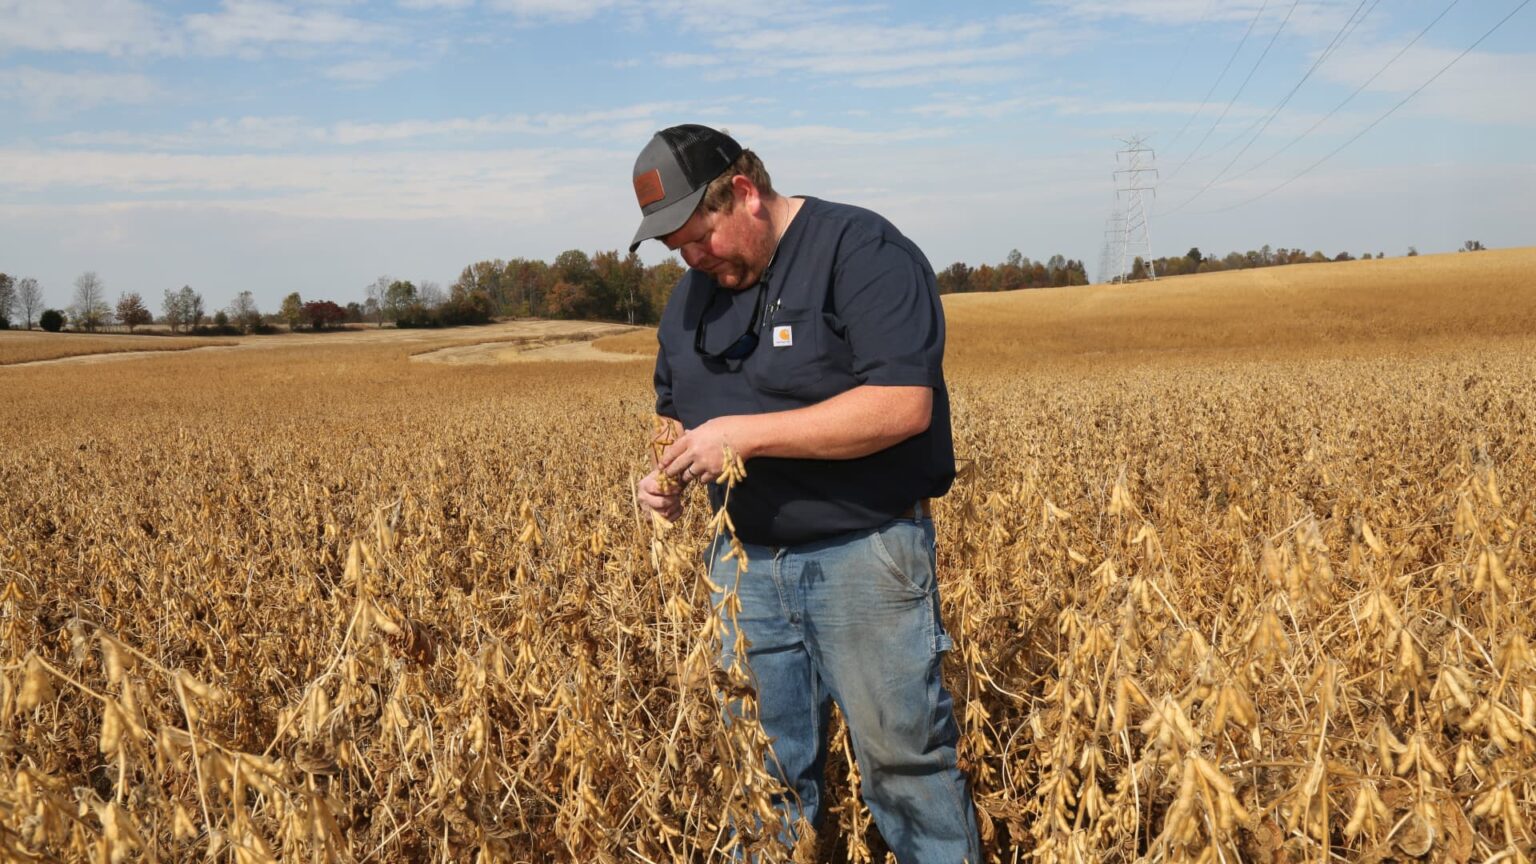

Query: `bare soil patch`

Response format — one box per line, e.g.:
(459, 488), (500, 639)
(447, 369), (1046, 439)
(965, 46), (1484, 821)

(410, 323), (640, 364)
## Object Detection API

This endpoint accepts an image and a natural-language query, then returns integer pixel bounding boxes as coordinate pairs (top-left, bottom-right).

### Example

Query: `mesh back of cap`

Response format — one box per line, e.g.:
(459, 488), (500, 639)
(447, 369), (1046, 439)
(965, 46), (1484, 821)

(661, 125), (741, 187)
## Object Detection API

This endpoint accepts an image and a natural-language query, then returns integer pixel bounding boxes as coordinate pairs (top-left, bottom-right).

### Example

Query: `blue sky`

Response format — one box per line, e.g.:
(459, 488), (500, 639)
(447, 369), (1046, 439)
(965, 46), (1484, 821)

(1, 0), (1532, 313)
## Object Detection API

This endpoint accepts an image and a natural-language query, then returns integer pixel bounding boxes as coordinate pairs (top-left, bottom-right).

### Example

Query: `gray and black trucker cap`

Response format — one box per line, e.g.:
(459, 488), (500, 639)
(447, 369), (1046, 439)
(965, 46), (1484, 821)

(628, 124), (743, 253)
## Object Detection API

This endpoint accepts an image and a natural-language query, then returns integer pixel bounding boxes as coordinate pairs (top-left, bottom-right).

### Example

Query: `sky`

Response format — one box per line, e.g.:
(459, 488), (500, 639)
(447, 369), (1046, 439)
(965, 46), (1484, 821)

(1, 0), (1532, 313)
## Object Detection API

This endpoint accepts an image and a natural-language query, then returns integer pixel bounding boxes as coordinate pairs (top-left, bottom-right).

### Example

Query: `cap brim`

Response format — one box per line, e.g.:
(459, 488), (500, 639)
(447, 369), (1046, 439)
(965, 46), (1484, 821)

(629, 183), (708, 254)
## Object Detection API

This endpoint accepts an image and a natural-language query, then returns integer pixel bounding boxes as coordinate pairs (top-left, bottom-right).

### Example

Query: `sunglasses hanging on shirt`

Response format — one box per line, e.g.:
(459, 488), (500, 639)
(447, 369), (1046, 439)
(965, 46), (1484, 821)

(694, 270), (771, 364)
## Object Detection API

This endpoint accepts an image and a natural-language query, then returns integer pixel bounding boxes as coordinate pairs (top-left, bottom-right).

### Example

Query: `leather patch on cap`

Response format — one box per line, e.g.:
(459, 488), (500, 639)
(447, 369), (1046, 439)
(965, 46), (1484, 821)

(634, 169), (665, 208)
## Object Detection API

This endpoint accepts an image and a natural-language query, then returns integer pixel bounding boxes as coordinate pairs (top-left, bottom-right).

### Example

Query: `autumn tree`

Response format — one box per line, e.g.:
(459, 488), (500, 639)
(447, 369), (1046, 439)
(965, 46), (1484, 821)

(70, 272), (109, 331)
(0, 273), (13, 328)
(280, 292), (304, 331)
(178, 286), (205, 330)
(18, 277), (42, 329)
(115, 292), (152, 332)
(463, 260), (508, 311)
(384, 280), (416, 324)
(641, 259), (684, 322)
(936, 262), (971, 295)
(366, 276), (390, 327)
(593, 250), (645, 323)
(502, 258), (552, 317)
(545, 280), (592, 320)
(553, 250), (593, 288)
(229, 290), (261, 333)
(302, 300), (347, 331)
(438, 284), (493, 326)
(162, 288), (185, 333)
(417, 280), (445, 310)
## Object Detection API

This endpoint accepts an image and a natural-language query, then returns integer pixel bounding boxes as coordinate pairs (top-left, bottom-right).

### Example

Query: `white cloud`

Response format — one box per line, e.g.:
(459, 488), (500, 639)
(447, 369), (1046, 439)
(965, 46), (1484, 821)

(0, 0), (179, 55)
(656, 15), (1084, 87)
(1315, 46), (1536, 127)
(707, 124), (952, 150)
(1045, 0), (1229, 25)
(321, 102), (691, 145)
(647, 0), (868, 33)
(848, 66), (1022, 90)
(484, 0), (620, 23)
(184, 0), (394, 56)
(0, 147), (618, 223)
(0, 0), (411, 60)
(398, 0), (474, 7)
(7, 119), (948, 225)
(1045, 0), (1351, 31)
(323, 58), (423, 83)
(0, 67), (160, 116)
(51, 116), (313, 150)
(47, 103), (708, 150)
(909, 95), (1060, 120)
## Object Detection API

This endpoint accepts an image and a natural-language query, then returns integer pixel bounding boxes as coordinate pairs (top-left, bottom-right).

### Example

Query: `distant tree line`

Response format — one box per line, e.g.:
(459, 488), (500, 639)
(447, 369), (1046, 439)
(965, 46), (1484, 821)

(354, 276), (494, 329)
(1132, 245), (1389, 281)
(446, 247), (1095, 322)
(934, 250), (1090, 294)
(0, 238), (1490, 333)
(1116, 240), (1487, 282)
(447, 251), (683, 325)
(0, 271), (275, 335)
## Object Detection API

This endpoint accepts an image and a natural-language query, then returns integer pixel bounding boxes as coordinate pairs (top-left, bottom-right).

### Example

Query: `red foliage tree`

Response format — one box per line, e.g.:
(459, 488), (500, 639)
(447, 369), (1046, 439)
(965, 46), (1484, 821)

(545, 280), (592, 320)
(301, 300), (347, 331)
(115, 292), (152, 332)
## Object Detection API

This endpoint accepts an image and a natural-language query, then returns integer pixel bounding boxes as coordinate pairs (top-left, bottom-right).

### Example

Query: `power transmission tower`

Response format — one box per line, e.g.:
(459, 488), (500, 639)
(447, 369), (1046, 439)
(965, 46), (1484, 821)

(1114, 137), (1159, 282)
(1100, 209), (1126, 284)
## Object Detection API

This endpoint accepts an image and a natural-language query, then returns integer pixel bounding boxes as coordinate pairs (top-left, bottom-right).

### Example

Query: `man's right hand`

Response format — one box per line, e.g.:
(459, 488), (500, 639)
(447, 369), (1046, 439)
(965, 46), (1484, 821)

(638, 468), (687, 521)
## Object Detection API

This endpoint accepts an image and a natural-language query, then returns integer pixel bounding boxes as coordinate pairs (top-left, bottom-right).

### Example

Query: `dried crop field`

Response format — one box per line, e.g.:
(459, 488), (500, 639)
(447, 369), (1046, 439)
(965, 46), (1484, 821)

(0, 332), (229, 366)
(2, 248), (1534, 863)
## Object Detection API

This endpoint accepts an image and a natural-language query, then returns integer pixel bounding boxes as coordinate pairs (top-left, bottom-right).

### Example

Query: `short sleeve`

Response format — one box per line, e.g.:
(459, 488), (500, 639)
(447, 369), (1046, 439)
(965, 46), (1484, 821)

(654, 340), (679, 420)
(832, 235), (944, 388)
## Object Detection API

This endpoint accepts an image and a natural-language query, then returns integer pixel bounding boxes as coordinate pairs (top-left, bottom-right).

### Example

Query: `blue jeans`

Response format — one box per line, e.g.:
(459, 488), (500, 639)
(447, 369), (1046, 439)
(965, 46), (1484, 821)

(708, 516), (980, 863)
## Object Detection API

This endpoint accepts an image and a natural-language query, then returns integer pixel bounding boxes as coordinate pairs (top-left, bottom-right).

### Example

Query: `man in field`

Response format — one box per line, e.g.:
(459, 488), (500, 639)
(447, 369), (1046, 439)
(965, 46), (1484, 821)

(631, 124), (979, 862)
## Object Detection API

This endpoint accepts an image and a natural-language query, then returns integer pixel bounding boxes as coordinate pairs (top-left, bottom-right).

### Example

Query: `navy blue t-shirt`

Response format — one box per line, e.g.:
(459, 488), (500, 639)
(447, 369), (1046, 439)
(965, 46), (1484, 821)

(654, 196), (955, 546)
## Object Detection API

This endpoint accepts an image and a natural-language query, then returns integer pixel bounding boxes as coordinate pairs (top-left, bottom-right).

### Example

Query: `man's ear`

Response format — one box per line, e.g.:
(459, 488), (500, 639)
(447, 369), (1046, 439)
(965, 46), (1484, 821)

(730, 174), (762, 214)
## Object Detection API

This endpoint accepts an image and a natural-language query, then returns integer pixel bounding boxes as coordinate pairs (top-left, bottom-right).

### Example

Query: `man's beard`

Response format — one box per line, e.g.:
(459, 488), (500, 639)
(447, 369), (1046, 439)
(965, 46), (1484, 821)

(718, 220), (778, 289)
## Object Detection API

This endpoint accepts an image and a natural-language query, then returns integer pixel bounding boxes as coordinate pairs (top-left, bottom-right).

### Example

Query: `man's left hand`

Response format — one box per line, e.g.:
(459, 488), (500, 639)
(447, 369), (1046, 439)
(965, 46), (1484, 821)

(660, 416), (752, 485)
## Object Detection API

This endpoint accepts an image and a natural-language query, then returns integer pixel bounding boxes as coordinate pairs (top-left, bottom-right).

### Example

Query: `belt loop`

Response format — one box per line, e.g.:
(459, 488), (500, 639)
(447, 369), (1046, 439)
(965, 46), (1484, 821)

(913, 499), (923, 521)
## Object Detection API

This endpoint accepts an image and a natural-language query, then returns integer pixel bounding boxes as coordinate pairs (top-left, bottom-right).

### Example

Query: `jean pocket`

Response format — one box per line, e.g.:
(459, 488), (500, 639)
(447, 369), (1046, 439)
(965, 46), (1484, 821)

(867, 520), (936, 598)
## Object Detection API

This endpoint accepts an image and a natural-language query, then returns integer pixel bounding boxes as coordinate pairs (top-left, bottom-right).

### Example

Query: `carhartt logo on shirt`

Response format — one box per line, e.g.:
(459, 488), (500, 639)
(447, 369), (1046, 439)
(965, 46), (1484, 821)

(772, 325), (793, 347)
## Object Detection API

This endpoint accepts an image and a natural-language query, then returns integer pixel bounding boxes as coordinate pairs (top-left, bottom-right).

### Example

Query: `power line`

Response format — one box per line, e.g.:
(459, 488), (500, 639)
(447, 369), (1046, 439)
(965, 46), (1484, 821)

(1155, 0), (1219, 103)
(1160, 0), (1374, 186)
(1192, 0), (1532, 216)
(1337, 0), (1384, 46)
(1160, 0), (1379, 215)
(1163, 0), (1271, 152)
(1163, 0), (1302, 184)
(1219, 0), (1462, 188)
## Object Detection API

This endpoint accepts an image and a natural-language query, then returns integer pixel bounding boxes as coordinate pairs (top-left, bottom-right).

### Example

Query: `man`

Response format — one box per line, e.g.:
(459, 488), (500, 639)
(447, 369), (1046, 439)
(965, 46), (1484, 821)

(632, 124), (979, 862)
